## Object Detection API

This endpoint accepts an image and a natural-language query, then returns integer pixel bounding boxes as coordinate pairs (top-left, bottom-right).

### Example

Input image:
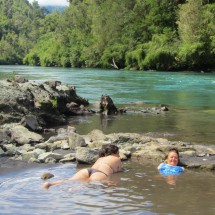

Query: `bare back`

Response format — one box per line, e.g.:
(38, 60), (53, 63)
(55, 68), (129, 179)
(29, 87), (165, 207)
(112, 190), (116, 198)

(92, 155), (122, 176)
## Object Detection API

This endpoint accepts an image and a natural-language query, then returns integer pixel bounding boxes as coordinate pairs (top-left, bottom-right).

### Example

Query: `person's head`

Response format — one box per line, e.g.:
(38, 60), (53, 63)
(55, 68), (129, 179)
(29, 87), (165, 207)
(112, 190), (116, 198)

(165, 148), (180, 166)
(99, 144), (119, 157)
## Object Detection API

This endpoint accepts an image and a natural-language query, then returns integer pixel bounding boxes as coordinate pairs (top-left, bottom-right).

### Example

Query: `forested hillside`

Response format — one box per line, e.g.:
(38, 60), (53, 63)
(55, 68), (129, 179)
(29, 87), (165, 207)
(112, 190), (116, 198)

(1, 0), (215, 71)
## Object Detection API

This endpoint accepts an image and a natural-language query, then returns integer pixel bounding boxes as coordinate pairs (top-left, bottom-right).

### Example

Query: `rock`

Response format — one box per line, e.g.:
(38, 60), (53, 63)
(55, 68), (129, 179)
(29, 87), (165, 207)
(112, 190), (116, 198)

(1, 144), (17, 156)
(87, 141), (110, 148)
(29, 157), (40, 163)
(17, 144), (34, 152)
(45, 157), (57, 164)
(75, 147), (98, 164)
(0, 128), (11, 144)
(1, 123), (215, 172)
(33, 148), (46, 156)
(100, 95), (118, 115)
(132, 149), (164, 164)
(22, 151), (37, 161)
(12, 76), (28, 83)
(20, 115), (42, 131)
(9, 124), (44, 145)
(67, 126), (77, 134)
(0, 79), (89, 127)
(180, 150), (196, 156)
(200, 164), (215, 171)
(0, 147), (5, 156)
(58, 140), (69, 150)
(41, 172), (55, 180)
(88, 129), (107, 142)
(44, 80), (61, 89)
(60, 153), (76, 163)
(68, 132), (86, 149)
(35, 142), (50, 150)
(46, 133), (68, 143)
(38, 152), (64, 163)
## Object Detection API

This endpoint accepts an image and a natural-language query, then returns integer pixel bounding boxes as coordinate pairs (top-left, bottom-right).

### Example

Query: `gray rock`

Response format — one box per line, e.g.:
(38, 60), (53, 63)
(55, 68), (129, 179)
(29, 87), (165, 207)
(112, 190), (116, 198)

(75, 147), (98, 164)
(60, 153), (76, 163)
(9, 124), (44, 145)
(0, 147), (5, 156)
(22, 151), (37, 161)
(38, 152), (64, 163)
(0, 79), (89, 127)
(20, 115), (42, 131)
(68, 132), (86, 149)
(88, 129), (107, 142)
(2, 144), (17, 156)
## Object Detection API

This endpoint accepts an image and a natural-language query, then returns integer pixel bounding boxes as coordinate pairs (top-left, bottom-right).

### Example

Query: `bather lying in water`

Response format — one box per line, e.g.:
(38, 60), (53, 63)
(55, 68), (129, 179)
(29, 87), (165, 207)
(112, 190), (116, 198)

(43, 144), (122, 189)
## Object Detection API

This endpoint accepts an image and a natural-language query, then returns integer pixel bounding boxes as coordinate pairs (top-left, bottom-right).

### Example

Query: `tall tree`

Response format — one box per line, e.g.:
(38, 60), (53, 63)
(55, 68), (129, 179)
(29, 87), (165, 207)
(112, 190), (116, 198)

(177, 0), (203, 44)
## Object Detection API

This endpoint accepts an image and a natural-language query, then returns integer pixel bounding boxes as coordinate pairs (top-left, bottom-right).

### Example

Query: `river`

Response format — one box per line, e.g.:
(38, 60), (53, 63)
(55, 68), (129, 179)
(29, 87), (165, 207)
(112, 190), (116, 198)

(0, 66), (215, 215)
(0, 65), (214, 144)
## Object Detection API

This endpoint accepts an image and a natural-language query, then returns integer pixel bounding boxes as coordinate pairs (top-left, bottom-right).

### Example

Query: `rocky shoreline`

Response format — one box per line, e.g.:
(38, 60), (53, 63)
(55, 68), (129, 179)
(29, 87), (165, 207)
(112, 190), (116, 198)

(1, 123), (215, 173)
(0, 77), (215, 173)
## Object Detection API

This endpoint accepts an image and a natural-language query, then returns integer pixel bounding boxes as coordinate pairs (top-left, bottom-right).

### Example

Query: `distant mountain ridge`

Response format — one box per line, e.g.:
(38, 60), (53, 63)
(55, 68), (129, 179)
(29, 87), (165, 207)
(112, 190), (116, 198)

(43, 5), (67, 13)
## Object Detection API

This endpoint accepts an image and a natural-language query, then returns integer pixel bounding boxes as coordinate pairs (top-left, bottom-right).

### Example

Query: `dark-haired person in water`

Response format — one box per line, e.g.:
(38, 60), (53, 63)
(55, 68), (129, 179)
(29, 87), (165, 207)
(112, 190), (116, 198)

(43, 144), (122, 189)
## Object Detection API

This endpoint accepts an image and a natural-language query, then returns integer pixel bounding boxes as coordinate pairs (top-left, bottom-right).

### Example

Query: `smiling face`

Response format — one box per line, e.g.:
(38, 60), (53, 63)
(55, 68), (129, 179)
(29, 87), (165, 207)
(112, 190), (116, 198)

(166, 151), (179, 166)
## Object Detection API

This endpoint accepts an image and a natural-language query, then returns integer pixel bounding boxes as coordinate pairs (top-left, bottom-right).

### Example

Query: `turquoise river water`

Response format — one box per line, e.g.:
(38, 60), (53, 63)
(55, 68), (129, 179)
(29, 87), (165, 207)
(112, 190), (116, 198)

(0, 66), (215, 215)
(0, 66), (214, 144)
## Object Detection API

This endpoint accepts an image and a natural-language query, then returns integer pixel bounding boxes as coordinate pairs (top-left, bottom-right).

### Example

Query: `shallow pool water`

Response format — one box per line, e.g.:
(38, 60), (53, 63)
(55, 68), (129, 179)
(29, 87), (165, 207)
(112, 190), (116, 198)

(0, 162), (214, 215)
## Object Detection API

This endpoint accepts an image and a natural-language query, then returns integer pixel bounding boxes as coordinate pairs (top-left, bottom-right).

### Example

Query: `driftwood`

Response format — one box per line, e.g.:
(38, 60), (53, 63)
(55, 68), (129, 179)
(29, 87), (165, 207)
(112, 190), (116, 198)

(111, 58), (119, 69)
(100, 95), (118, 115)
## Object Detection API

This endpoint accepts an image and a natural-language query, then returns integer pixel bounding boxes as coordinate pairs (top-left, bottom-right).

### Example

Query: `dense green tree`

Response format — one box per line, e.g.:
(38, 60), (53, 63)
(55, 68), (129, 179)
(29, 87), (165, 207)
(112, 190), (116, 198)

(176, 0), (215, 69)
(0, 0), (46, 64)
(1, 0), (215, 71)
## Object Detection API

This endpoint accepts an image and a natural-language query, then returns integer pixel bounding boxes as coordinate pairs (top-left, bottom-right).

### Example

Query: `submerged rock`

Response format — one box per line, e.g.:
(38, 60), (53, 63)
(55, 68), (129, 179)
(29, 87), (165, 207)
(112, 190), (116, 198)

(41, 172), (54, 180)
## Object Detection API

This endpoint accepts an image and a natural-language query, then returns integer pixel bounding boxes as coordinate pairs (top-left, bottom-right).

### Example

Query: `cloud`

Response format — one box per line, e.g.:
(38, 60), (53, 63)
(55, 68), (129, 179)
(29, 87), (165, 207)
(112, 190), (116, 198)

(28, 0), (69, 6)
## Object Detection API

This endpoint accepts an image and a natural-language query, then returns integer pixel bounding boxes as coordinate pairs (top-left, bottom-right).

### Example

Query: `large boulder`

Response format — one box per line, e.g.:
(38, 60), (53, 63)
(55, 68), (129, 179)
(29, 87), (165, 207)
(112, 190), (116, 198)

(68, 132), (86, 149)
(75, 147), (98, 164)
(0, 78), (89, 127)
(8, 124), (44, 145)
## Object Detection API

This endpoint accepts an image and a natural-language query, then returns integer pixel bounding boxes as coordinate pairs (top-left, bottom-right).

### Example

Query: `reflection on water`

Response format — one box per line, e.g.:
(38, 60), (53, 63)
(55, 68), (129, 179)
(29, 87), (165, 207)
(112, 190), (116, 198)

(0, 162), (215, 215)
(68, 109), (215, 145)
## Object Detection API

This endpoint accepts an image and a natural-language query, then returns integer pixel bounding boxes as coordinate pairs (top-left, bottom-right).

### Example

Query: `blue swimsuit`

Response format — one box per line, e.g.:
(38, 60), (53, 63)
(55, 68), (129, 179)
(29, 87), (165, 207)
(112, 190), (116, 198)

(158, 163), (184, 176)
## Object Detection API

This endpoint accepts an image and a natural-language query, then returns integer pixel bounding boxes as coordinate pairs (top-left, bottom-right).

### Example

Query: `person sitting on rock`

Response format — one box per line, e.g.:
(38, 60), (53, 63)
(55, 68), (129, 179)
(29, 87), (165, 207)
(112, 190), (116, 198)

(157, 148), (185, 185)
(43, 144), (122, 189)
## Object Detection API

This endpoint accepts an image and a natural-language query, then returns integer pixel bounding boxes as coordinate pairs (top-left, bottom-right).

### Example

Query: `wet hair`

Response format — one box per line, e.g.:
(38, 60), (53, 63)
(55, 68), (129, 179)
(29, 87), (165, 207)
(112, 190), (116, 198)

(99, 144), (119, 157)
(165, 148), (180, 164)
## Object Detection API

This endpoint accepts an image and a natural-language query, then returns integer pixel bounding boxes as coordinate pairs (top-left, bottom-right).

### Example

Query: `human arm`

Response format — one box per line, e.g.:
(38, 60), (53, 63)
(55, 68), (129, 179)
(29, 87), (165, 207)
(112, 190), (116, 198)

(157, 163), (163, 170)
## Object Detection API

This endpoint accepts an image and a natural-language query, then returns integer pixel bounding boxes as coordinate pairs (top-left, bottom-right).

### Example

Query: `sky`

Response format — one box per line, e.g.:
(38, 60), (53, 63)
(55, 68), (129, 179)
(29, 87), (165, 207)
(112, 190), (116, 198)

(28, 0), (69, 6)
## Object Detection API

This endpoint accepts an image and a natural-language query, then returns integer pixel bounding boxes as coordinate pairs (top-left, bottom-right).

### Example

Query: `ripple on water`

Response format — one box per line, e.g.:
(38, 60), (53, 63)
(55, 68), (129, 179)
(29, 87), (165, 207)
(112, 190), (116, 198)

(1, 162), (215, 215)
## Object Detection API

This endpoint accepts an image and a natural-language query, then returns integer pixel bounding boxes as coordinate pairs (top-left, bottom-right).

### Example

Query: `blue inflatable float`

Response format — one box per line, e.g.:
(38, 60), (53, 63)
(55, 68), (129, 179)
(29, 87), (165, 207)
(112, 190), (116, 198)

(158, 163), (184, 176)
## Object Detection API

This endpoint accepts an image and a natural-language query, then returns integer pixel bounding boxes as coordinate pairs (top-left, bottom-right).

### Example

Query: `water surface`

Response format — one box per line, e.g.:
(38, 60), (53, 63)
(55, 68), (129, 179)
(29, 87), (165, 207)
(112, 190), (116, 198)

(1, 66), (214, 144)
(0, 66), (215, 214)
(0, 162), (215, 215)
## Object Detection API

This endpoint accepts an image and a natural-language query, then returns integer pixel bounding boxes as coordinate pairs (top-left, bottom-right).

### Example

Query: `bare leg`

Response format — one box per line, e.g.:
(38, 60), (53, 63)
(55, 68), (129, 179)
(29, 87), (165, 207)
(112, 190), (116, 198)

(43, 169), (90, 190)
(43, 179), (65, 189)
(68, 169), (89, 181)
